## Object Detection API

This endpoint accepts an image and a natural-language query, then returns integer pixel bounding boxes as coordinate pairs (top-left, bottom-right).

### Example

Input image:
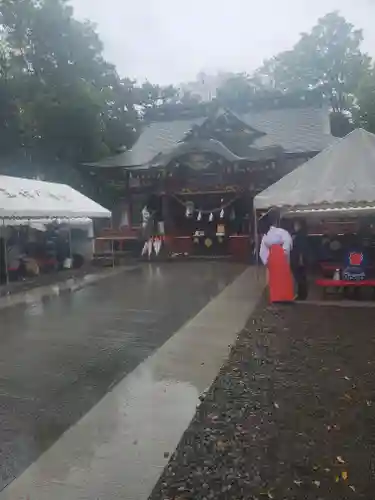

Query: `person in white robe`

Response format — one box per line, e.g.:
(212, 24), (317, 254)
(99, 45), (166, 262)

(260, 225), (293, 266)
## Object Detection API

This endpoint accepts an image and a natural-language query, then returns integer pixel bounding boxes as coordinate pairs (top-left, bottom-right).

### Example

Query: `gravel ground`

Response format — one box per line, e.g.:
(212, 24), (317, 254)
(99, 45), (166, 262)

(150, 301), (375, 500)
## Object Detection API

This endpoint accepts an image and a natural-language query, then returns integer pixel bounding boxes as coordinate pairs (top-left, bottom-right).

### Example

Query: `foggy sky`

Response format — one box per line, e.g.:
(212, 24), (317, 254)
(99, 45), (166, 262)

(70, 0), (375, 85)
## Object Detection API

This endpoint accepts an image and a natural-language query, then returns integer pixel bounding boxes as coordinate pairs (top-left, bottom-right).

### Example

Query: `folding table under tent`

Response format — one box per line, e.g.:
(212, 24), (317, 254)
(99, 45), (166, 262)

(0, 175), (111, 285)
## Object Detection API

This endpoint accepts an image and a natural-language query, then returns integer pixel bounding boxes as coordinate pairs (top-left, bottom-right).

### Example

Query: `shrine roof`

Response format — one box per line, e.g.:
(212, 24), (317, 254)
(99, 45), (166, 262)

(86, 117), (206, 168)
(239, 106), (334, 154)
(85, 106), (334, 169)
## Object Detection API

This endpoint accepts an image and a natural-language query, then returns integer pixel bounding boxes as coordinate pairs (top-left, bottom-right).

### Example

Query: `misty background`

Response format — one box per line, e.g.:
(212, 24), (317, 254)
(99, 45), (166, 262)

(70, 0), (375, 84)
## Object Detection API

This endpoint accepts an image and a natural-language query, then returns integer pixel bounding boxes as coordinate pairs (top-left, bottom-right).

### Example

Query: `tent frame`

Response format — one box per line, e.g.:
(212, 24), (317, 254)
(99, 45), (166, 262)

(1, 215), (115, 294)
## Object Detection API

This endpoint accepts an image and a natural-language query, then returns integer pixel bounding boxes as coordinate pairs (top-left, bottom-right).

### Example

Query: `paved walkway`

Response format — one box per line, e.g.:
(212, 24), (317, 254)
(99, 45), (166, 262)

(0, 264), (264, 499)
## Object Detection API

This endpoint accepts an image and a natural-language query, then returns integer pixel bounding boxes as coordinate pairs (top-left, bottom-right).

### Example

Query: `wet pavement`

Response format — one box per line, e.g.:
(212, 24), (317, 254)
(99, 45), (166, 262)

(0, 262), (244, 491)
(0, 266), (137, 311)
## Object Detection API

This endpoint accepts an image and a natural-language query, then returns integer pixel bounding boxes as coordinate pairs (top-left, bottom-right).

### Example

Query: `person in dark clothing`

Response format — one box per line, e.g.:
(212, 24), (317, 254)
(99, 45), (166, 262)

(291, 219), (309, 300)
(0, 238), (5, 284)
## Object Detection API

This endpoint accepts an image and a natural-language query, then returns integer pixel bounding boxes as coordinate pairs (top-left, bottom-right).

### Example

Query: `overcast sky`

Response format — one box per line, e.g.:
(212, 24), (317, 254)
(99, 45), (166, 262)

(70, 0), (375, 85)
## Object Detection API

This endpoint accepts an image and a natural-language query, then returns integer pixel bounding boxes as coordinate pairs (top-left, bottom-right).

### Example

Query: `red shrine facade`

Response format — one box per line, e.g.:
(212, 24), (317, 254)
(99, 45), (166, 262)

(84, 106), (333, 261)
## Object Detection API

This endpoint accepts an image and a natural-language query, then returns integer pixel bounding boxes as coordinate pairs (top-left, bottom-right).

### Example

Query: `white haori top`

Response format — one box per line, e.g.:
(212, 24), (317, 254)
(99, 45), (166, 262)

(259, 226), (293, 265)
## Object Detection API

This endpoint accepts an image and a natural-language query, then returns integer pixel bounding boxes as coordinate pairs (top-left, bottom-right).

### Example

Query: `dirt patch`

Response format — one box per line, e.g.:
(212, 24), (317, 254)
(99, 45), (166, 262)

(150, 302), (375, 499)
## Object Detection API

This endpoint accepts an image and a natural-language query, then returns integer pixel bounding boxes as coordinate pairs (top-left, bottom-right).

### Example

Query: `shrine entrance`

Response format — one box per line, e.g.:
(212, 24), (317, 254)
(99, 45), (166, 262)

(166, 191), (250, 258)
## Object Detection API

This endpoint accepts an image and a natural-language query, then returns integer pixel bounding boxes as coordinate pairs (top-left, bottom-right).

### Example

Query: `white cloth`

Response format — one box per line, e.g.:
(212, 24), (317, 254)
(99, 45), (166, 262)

(259, 226), (293, 265)
(141, 206), (150, 228)
(7, 244), (22, 269)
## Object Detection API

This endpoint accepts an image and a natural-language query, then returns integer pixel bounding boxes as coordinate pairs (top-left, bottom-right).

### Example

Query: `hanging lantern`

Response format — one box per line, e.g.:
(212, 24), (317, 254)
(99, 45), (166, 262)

(153, 237), (162, 256)
(220, 208), (224, 219)
(209, 212), (214, 222)
(141, 241), (148, 256)
(185, 201), (194, 218)
(142, 206), (150, 228)
(147, 238), (153, 257)
(197, 211), (202, 221)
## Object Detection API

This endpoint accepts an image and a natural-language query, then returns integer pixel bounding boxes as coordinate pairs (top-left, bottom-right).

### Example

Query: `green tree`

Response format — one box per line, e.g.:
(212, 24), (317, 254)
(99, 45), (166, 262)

(216, 73), (262, 111)
(0, 0), (151, 177)
(355, 66), (375, 134)
(257, 12), (371, 113)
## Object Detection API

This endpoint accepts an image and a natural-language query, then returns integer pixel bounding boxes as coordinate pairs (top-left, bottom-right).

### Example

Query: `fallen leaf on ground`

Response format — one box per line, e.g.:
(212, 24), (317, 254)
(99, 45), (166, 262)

(313, 480), (321, 487)
(336, 456), (345, 464)
(341, 471), (348, 481)
(216, 440), (227, 451)
(349, 485), (356, 492)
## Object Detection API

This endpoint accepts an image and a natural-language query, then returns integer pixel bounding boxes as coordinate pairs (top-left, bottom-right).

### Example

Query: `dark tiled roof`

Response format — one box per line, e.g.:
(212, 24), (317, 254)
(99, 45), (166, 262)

(88, 118), (206, 168)
(239, 107), (334, 153)
(151, 139), (283, 167)
(86, 107), (334, 168)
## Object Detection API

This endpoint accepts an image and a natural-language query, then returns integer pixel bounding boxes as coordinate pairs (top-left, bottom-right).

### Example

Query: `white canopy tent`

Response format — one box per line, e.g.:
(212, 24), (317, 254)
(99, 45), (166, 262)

(254, 128), (375, 215)
(0, 176), (111, 285)
(0, 175), (110, 219)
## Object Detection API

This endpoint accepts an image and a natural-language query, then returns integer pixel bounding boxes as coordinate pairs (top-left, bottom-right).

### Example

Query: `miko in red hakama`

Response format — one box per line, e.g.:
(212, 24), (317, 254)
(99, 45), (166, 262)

(260, 226), (295, 304)
(267, 244), (294, 303)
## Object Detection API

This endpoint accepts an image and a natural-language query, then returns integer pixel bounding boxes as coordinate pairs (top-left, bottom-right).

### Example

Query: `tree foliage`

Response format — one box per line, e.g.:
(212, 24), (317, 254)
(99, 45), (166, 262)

(0, 0), (178, 179)
(214, 12), (373, 137)
(1, 1), (375, 180)
(216, 73), (262, 111)
(256, 12), (371, 113)
(355, 66), (375, 134)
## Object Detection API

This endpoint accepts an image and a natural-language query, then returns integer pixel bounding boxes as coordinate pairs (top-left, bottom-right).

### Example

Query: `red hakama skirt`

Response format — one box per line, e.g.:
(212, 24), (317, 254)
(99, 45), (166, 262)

(267, 244), (294, 303)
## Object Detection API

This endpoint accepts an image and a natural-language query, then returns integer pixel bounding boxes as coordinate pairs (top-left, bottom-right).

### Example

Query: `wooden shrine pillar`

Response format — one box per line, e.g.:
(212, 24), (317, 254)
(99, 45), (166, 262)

(161, 194), (173, 235)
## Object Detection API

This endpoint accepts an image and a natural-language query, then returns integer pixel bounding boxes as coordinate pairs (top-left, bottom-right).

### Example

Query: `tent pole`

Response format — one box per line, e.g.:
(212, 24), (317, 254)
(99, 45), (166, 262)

(253, 208), (259, 267)
(68, 221), (72, 269)
(253, 208), (261, 284)
(111, 216), (115, 269)
(2, 219), (9, 288)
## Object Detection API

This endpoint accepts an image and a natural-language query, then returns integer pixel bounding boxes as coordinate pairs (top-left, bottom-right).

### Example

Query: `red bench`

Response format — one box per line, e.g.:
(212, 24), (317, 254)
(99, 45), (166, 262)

(316, 279), (375, 298)
(316, 279), (375, 287)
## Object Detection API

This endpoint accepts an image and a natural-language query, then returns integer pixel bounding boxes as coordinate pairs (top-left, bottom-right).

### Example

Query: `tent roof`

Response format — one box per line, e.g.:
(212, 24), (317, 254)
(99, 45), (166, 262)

(0, 175), (111, 219)
(254, 128), (375, 211)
